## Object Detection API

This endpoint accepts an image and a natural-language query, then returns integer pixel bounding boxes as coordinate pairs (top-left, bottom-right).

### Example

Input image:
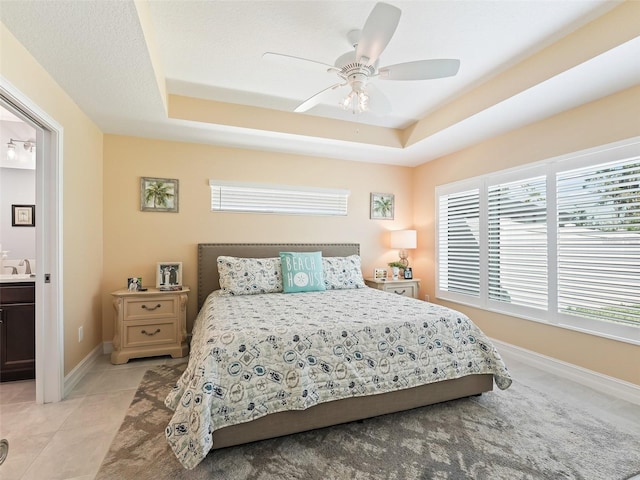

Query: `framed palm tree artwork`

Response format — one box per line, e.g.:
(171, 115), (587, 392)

(370, 192), (394, 220)
(140, 177), (179, 212)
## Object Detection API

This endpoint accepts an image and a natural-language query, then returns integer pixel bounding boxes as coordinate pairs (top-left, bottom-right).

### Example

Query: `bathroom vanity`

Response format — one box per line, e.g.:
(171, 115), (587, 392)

(0, 278), (35, 382)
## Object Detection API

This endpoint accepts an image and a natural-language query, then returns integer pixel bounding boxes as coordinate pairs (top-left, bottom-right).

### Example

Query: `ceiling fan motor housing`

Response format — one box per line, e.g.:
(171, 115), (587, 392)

(335, 51), (376, 90)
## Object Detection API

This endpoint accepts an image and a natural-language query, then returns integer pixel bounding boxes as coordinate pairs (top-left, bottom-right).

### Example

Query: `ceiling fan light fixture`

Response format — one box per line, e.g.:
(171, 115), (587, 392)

(341, 90), (369, 114)
(358, 91), (369, 111)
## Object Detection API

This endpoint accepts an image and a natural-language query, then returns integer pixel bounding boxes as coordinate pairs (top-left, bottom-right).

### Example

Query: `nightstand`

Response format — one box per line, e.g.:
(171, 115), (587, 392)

(110, 287), (190, 364)
(364, 278), (421, 299)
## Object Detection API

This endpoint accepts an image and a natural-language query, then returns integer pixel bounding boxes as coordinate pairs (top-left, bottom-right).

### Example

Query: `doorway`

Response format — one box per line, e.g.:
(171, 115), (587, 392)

(1, 81), (63, 403)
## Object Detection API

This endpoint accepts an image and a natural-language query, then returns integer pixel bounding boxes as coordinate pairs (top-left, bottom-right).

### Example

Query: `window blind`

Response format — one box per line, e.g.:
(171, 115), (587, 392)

(557, 158), (640, 327)
(209, 180), (350, 216)
(488, 176), (548, 310)
(437, 189), (480, 297)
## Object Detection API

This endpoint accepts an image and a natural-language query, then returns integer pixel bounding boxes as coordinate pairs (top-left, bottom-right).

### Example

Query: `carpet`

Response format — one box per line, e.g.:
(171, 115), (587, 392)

(96, 364), (640, 480)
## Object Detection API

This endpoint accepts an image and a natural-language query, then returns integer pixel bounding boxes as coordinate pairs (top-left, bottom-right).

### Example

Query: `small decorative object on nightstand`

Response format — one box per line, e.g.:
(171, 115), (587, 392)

(387, 261), (405, 280)
(365, 278), (421, 299)
(110, 287), (190, 364)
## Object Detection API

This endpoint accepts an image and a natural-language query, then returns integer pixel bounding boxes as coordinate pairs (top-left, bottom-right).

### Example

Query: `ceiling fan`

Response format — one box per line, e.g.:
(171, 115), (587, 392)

(263, 2), (460, 115)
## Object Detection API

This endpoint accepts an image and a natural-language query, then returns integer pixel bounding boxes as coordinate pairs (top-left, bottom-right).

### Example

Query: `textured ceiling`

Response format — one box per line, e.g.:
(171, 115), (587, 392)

(1, 0), (638, 166)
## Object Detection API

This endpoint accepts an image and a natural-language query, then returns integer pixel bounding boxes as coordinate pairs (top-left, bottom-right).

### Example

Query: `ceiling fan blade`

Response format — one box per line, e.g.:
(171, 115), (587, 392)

(294, 83), (344, 113)
(356, 2), (401, 66)
(378, 59), (461, 80)
(262, 52), (339, 73)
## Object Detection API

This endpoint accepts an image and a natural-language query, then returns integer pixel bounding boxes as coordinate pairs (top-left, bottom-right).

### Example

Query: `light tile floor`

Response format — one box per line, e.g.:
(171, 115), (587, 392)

(0, 351), (639, 480)
(0, 355), (186, 480)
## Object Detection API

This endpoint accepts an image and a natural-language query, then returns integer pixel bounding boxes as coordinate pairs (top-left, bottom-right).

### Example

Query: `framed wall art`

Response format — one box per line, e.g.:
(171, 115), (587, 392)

(12, 204), (35, 227)
(156, 262), (183, 290)
(370, 192), (394, 220)
(140, 177), (179, 212)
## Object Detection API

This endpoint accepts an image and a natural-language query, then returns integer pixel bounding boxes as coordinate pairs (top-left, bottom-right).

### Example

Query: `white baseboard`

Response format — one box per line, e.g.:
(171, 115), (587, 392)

(491, 338), (640, 406)
(63, 343), (103, 398)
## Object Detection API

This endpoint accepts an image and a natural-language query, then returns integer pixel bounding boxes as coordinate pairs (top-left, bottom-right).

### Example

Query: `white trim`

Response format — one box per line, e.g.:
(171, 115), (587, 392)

(1, 77), (64, 404)
(63, 343), (103, 397)
(491, 338), (640, 406)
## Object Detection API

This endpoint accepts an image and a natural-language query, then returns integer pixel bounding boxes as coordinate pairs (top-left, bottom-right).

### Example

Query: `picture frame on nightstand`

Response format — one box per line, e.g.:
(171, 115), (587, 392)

(127, 277), (142, 291)
(156, 262), (183, 290)
(374, 268), (388, 280)
(404, 267), (413, 279)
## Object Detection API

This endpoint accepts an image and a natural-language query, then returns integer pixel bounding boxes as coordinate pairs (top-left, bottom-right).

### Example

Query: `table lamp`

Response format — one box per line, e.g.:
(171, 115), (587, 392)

(390, 229), (417, 267)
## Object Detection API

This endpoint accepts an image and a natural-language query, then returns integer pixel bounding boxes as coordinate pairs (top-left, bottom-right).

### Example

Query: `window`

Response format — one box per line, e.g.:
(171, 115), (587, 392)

(209, 180), (350, 216)
(557, 158), (640, 328)
(437, 188), (480, 297)
(487, 175), (548, 310)
(436, 139), (640, 344)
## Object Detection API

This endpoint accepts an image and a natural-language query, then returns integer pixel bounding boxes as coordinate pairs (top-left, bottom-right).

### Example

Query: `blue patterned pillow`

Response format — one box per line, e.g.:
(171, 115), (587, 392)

(217, 256), (283, 295)
(279, 251), (326, 293)
(322, 255), (366, 289)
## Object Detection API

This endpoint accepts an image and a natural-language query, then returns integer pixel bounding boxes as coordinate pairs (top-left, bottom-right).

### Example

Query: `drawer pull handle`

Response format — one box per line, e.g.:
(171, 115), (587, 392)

(141, 304), (162, 311)
(393, 289), (406, 295)
(141, 328), (161, 336)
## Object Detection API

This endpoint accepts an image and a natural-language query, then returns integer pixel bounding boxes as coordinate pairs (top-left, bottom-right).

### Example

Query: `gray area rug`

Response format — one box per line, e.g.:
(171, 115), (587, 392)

(96, 363), (640, 480)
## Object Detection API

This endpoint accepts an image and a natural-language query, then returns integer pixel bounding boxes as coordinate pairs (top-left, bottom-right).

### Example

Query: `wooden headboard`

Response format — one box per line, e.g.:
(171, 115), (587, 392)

(197, 243), (360, 309)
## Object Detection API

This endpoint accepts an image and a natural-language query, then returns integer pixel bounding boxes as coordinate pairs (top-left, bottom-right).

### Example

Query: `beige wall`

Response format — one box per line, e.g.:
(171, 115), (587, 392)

(102, 135), (414, 338)
(1, 24), (104, 375)
(412, 85), (640, 385)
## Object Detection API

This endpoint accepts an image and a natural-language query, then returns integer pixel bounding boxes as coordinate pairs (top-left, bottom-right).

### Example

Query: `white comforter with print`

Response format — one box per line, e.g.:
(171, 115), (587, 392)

(165, 288), (512, 469)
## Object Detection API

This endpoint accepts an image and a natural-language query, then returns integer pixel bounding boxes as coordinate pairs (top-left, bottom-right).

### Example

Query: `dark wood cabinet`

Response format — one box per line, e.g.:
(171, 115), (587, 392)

(0, 283), (36, 382)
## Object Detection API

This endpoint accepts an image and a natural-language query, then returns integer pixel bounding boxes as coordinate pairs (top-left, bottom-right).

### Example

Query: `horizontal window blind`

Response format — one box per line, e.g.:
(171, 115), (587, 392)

(209, 180), (350, 216)
(438, 189), (480, 297)
(557, 158), (640, 327)
(488, 176), (548, 310)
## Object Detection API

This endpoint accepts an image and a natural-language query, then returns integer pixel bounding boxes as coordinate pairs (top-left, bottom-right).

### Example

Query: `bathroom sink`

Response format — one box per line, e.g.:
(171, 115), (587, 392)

(0, 274), (35, 282)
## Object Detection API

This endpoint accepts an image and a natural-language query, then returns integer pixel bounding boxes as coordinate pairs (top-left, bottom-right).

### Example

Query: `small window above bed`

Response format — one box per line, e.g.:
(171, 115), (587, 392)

(209, 180), (350, 216)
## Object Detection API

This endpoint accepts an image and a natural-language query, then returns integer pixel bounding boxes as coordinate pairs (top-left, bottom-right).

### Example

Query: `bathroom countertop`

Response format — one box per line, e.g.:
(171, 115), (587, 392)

(0, 274), (36, 283)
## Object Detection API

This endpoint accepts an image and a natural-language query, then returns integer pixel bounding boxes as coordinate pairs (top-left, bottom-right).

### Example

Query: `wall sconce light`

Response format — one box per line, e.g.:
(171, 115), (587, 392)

(6, 140), (16, 160)
(6, 138), (35, 161)
(390, 229), (417, 267)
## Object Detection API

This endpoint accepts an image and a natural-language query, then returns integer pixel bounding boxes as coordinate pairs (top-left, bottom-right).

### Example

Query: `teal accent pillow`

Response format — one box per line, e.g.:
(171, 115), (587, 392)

(279, 251), (326, 293)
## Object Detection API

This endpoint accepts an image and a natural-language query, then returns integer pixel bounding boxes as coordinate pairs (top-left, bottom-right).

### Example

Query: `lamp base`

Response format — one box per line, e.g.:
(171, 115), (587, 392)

(398, 250), (409, 268)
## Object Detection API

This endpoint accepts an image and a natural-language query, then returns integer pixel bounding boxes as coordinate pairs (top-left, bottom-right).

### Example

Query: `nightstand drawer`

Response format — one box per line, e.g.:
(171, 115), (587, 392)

(123, 297), (178, 321)
(123, 320), (177, 348)
(364, 278), (421, 299)
(385, 284), (418, 298)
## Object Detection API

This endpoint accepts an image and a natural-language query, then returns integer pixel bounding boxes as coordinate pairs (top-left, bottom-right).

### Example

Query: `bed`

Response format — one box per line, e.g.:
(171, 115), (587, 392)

(165, 243), (512, 470)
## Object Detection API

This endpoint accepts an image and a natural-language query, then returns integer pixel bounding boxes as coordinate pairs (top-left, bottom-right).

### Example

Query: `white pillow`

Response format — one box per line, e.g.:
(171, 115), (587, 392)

(217, 256), (283, 295)
(322, 255), (366, 290)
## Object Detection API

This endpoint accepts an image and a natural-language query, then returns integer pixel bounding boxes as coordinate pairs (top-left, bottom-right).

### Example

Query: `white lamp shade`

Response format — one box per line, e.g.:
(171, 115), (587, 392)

(390, 229), (417, 249)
